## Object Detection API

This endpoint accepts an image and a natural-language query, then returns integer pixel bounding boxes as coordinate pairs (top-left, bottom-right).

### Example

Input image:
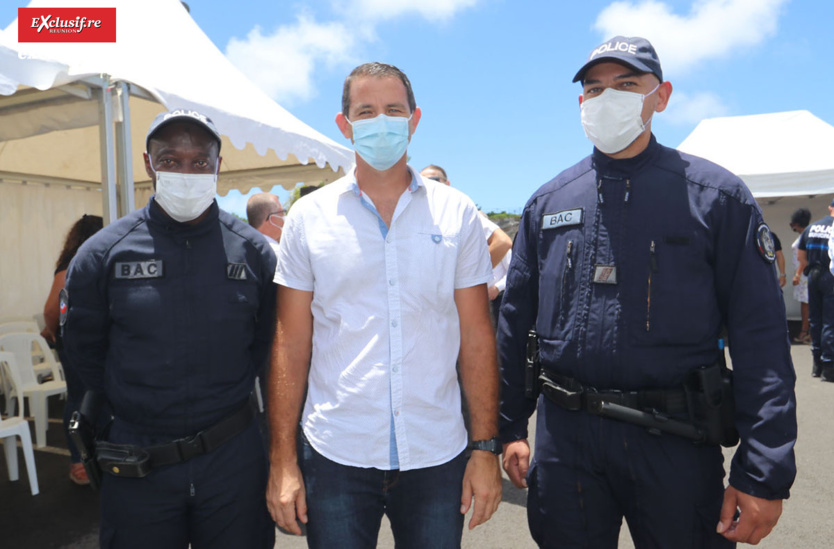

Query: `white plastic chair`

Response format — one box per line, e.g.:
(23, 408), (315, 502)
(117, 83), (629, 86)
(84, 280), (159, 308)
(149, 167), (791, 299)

(0, 333), (67, 447)
(0, 321), (54, 381)
(0, 321), (40, 336)
(0, 352), (40, 495)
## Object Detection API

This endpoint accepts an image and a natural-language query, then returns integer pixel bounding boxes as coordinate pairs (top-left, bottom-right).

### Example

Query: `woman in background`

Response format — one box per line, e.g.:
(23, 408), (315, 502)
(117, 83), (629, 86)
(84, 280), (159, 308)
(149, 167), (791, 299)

(41, 214), (103, 485)
(790, 208), (812, 344)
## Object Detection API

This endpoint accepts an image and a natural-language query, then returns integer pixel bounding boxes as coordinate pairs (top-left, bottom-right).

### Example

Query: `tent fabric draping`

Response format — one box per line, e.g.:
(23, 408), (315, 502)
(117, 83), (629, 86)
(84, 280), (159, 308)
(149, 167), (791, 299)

(0, 0), (355, 320)
(677, 110), (834, 198)
(0, 0), (355, 195)
(677, 110), (834, 320)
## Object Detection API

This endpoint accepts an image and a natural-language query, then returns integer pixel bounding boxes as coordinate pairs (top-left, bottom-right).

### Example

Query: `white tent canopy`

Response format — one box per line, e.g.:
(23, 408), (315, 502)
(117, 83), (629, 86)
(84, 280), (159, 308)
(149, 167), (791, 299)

(678, 110), (834, 320)
(0, 0), (354, 203)
(0, 0), (354, 320)
(678, 110), (834, 198)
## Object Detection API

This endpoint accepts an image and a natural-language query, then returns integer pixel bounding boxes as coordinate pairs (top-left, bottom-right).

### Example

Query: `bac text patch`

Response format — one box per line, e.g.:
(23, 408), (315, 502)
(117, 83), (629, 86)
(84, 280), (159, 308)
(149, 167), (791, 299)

(542, 209), (583, 230)
(115, 260), (164, 279)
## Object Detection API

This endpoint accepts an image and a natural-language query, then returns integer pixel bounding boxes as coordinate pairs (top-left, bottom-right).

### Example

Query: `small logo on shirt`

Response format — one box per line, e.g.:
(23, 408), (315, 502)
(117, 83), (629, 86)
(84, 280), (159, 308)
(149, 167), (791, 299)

(593, 264), (618, 284)
(226, 263), (248, 280)
(542, 209), (584, 230)
(114, 260), (164, 279)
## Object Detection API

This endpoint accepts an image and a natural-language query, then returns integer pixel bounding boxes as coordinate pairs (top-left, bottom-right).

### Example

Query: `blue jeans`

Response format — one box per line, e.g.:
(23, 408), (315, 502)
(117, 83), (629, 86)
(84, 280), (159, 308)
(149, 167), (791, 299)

(299, 433), (466, 549)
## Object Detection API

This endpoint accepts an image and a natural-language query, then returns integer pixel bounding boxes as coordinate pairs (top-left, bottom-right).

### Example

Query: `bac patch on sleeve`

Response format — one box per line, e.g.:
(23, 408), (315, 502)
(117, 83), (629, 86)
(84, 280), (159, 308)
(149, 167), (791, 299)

(226, 263), (248, 280)
(114, 260), (164, 279)
(756, 224), (776, 264)
(543, 208), (583, 230)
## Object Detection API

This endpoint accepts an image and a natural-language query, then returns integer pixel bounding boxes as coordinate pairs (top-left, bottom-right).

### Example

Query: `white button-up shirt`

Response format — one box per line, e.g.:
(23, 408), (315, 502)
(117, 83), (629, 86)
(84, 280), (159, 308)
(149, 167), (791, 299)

(274, 166), (491, 471)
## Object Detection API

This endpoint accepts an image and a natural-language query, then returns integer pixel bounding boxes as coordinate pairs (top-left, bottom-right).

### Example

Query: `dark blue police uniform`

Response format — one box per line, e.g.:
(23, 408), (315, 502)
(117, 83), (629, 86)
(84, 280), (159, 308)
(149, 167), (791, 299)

(798, 215), (834, 377)
(63, 198), (276, 548)
(498, 135), (797, 548)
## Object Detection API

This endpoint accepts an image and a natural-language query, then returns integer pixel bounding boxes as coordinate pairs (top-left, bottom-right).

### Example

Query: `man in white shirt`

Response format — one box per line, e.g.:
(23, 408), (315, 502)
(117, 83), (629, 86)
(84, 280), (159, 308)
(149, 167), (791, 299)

(246, 192), (284, 255)
(266, 62), (502, 548)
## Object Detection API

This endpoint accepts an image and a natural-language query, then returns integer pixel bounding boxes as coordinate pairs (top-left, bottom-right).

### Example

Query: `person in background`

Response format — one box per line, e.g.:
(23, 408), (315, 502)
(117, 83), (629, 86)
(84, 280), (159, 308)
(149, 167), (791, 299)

(790, 208), (812, 344)
(797, 200), (834, 379)
(772, 231), (786, 288)
(420, 165), (513, 314)
(298, 185), (320, 198)
(41, 213), (103, 485)
(246, 192), (284, 256)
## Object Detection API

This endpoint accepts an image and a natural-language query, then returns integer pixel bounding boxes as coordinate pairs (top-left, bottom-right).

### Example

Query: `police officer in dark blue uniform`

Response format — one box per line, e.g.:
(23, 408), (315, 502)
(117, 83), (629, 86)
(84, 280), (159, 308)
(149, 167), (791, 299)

(498, 37), (797, 548)
(797, 200), (834, 380)
(62, 109), (277, 548)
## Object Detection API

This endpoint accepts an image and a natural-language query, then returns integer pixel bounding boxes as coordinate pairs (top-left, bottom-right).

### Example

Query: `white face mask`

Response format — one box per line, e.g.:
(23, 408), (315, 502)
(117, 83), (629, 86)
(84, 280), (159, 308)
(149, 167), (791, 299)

(151, 161), (219, 223)
(580, 84), (659, 154)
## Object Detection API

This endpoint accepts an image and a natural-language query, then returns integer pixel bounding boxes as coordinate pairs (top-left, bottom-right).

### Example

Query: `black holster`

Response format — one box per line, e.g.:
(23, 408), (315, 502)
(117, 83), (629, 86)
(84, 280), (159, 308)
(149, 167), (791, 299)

(96, 441), (152, 478)
(67, 391), (105, 491)
(684, 363), (739, 448)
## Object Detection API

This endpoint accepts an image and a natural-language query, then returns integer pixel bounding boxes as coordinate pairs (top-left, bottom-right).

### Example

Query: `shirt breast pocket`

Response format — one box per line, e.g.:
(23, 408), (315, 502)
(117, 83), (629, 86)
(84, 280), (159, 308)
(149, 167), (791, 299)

(402, 231), (460, 307)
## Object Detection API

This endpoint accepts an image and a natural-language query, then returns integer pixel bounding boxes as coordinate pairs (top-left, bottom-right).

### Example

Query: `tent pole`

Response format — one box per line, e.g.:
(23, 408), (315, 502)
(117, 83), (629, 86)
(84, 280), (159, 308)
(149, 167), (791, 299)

(98, 79), (118, 225)
(115, 82), (135, 215)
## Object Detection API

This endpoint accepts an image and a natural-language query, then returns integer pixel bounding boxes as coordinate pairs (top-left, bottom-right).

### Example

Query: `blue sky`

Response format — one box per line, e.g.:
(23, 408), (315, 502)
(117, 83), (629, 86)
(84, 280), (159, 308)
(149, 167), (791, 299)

(5, 0), (832, 216)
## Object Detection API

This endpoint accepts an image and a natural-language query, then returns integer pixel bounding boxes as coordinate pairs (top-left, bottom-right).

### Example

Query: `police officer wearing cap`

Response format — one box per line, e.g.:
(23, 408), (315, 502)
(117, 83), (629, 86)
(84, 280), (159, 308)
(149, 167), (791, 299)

(798, 199), (834, 380)
(498, 37), (797, 547)
(63, 109), (277, 548)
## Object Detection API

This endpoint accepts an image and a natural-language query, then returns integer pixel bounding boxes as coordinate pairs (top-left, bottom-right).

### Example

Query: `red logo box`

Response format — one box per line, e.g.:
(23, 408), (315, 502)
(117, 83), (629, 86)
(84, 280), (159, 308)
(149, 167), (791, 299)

(18, 7), (116, 43)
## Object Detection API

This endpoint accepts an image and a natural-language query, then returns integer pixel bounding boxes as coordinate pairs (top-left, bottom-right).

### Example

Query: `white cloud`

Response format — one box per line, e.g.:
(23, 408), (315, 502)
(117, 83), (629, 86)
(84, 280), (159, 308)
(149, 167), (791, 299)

(593, 0), (790, 75)
(347, 0), (480, 22)
(225, 0), (482, 104)
(663, 90), (729, 125)
(225, 15), (359, 105)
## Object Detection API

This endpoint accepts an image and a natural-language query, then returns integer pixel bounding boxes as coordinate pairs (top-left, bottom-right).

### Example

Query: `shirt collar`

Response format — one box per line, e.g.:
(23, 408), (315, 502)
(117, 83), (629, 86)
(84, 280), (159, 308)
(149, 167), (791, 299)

(345, 165), (423, 197)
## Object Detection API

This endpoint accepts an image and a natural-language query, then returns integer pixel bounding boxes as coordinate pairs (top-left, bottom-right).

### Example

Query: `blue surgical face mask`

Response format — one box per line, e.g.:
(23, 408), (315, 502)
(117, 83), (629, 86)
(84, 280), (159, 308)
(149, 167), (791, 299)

(348, 113), (412, 171)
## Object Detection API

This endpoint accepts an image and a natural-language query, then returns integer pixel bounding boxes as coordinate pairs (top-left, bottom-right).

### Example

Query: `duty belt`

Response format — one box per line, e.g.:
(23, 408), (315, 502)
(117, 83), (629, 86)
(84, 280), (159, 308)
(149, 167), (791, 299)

(539, 370), (688, 416)
(96, 397), (257, 478)
(146, 397), (257, 467)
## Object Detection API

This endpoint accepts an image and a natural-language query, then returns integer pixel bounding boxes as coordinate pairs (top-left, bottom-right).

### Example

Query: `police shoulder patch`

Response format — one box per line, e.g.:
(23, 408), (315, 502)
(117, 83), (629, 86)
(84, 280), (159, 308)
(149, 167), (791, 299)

(59, 288), (69, 326)
(756, 223), (776, 264)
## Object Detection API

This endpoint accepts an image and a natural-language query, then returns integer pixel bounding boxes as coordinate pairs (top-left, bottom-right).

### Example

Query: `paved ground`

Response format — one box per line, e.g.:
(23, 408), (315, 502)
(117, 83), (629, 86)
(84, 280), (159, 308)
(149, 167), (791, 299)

(2, 342), (833, 547)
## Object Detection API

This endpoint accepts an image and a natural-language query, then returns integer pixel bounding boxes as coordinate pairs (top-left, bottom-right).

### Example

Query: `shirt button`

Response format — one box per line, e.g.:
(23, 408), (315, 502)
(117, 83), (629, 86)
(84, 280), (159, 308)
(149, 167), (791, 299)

(391, 320), (398, 327)
(393, 366), (399, 372)
(395, 410), (400, 416)
(389, 279), (395, 286)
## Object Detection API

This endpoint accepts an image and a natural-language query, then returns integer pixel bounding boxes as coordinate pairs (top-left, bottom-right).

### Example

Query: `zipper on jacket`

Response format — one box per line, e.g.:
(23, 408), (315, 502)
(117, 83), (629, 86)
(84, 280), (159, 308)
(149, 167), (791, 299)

(646, 240), (658, 331)
(624, 179), (631, 204)
(597, 179), (604, 204)
(560, 240), (574, 326)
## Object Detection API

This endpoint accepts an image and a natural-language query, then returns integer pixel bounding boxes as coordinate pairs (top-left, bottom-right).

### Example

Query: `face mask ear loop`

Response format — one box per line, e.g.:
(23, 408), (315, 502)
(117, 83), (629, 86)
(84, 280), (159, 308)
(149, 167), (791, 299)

(640, 83), (661, 131)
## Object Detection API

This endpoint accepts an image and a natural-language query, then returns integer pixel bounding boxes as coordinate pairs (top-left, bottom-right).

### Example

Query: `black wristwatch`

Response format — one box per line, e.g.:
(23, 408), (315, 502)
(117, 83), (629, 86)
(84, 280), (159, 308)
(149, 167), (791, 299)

(469, 437), (502, 455)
